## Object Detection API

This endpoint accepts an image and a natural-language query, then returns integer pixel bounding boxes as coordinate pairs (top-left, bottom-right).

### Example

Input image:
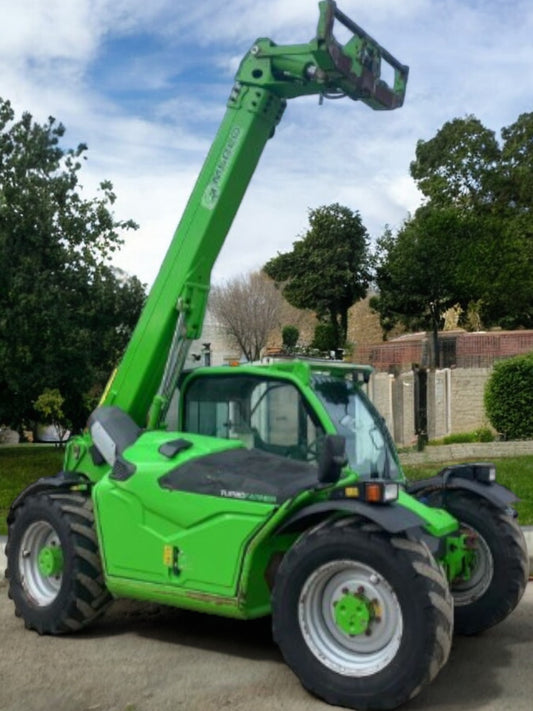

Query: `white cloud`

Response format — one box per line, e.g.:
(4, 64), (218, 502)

(0, 1), (97, 61)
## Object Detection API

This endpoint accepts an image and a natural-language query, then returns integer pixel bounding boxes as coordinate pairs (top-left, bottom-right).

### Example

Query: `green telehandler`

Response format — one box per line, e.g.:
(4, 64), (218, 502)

(5, 3), (528, 709)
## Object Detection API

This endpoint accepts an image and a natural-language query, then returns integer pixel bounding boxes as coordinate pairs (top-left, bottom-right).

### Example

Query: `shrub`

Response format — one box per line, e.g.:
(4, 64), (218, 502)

(484, 353), (533, 439)
(427, 428), (495, 446)
(441, 428), (495, 445)
(311, 323), (338, 353)
(282, 325), (299, 351)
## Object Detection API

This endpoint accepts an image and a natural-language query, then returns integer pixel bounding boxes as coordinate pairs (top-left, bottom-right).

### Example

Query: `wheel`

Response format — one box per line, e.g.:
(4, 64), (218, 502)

(427, 490), (529, 635)
(6, 491), (111, 634)
(272, 519), (453, 711)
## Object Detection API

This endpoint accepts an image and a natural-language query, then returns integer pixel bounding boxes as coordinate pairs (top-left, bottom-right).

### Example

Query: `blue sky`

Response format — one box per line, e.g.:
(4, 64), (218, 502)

(1, 0), (532, 288)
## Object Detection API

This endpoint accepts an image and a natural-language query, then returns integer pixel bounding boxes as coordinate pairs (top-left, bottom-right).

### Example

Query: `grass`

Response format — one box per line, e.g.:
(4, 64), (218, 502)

(1, 446), (533, 534)
(0, 445), (63, 535)
(404, 456), (533, 525)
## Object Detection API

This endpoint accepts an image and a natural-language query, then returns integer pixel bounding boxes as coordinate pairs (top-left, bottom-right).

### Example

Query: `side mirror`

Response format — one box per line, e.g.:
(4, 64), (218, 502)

(318, 434), (347, 484)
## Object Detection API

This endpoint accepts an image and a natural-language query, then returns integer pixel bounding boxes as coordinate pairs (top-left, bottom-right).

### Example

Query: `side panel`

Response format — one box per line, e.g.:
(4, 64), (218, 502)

(94, 480), (273, 593)
(92, 432), (279, 597)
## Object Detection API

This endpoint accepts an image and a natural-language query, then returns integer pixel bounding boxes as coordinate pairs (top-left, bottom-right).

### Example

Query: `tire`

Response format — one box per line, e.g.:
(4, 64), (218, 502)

(6, 491), (111, 634)
(427, 490), (529, 635)
(272, 518), (453, 711)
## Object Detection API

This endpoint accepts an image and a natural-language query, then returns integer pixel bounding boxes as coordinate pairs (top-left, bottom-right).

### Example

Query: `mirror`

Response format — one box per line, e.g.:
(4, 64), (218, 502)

(318, 434), (347, 484)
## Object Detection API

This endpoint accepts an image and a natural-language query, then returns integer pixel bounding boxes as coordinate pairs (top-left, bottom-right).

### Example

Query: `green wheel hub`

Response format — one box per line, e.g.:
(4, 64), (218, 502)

(298, 559), (403, 677)
(37, 545), (64, 577)
(334, 591), (372, 636)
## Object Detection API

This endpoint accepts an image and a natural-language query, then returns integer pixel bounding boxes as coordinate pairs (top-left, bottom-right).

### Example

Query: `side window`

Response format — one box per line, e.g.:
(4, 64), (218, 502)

(183, 375), (324, 461)
(250, 382), (321, 459)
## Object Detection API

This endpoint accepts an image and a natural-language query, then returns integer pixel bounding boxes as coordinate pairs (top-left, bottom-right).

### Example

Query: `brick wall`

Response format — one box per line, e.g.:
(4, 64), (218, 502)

(359, 329), (533, 373)
(456, 331), (533, 367)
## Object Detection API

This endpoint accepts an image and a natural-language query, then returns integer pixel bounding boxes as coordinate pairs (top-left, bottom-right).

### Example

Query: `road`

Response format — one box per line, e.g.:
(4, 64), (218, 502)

(0, 580), (532, 711)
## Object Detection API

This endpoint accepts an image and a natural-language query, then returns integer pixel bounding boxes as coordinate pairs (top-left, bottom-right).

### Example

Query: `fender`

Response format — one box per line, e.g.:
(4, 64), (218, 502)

(407, 462), (518, 511)
(7, 471), (90, 526)
(275, 499), (428, 536)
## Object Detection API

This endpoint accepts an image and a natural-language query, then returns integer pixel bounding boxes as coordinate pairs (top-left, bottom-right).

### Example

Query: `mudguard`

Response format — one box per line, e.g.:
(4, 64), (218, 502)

(407, 463), (518, 510)
(275, 499), (427, 536)
(7, 471), (90, 526)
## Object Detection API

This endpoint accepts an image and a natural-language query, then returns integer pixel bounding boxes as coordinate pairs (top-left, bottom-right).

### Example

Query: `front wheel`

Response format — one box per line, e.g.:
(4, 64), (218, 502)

(272, 519), (453, 711)
(428, 490), (528, 635)
(6, 491), (111, 634)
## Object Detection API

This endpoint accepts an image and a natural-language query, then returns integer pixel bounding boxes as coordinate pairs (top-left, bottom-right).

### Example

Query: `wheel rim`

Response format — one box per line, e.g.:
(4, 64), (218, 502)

(452, 524), (493, 606)
(18, 520), (64, 606)
(298, 560), (403, 677)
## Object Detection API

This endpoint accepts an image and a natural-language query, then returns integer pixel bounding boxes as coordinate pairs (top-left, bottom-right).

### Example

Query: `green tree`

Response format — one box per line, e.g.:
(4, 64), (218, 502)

(493, 112), (533, 327)
(500, 112), (533, 211)
(33, 388), (71, 444)
(372, 210), (484, 366)
(264, 204), (371, 349)
(410, 115), (501, 209)
(374, 112), (533, 342)
(0, 98), (144, 431)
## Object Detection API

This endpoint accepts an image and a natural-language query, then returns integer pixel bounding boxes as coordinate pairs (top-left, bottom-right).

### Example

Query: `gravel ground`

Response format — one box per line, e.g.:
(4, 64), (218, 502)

(0, 579), (532, 711)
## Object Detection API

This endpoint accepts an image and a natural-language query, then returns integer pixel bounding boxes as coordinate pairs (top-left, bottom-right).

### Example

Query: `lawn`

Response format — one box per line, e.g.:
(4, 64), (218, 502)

(1, 446), (533, 535)
(0, 445), (63, 535)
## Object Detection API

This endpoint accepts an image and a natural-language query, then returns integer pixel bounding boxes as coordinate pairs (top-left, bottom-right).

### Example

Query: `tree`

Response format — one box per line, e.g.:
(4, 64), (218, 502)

(264, 204), (372, 349)
(493, 112), (533, 327)
(374, 113), (533, 343)
(372, 209), (487, 367)
(209, 271), (282, 361)
(0, 98), (144, 431)
(33, 388), (71, 444)
(409, 115), (501, 209)
(500, 112), (533, 211)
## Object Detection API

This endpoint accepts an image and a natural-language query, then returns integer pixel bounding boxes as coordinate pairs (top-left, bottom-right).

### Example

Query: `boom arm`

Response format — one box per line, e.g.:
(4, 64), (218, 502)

(100, 0), (408, 429)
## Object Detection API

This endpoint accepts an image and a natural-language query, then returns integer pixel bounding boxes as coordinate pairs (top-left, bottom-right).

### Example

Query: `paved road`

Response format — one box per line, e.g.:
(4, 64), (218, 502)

(0, 579), (532, 711)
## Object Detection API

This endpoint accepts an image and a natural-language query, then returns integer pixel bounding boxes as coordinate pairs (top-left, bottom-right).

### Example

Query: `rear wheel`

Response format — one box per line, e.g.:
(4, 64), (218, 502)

(272, 519), (453, 711)
(428, 490), (528, 635)
(6, 492), (111, 634)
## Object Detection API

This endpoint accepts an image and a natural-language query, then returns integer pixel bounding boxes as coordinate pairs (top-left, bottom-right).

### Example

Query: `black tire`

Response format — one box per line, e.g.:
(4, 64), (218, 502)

(427, 490), (529, 635)
(272, 518), (453, 711)
(6, 491), (111, 634)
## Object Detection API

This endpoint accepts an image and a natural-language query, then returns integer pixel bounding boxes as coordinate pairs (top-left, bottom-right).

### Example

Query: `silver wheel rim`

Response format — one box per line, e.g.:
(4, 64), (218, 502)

(298, 560), (403, 677)
(18, 521), (63, 606)
(452, 524), (493, 606)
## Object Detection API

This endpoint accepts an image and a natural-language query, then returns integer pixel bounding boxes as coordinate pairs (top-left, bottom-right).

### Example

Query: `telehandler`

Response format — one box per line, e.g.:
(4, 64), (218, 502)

(5, 3), (528, 709)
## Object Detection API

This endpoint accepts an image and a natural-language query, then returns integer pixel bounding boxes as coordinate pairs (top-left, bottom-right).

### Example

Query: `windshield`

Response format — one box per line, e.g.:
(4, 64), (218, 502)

(312, 374), (402, 481)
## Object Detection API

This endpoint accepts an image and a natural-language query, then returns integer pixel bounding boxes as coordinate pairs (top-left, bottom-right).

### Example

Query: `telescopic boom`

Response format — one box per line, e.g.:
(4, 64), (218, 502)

(99, 0), (408, 429)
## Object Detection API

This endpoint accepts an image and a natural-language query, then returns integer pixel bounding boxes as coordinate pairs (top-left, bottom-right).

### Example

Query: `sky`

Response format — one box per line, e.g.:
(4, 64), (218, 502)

(1, 0), (532, 289)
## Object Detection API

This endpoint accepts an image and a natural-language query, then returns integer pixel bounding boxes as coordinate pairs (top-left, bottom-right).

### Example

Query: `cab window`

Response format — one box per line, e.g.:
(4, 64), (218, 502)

(183, 375), (324, 462)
